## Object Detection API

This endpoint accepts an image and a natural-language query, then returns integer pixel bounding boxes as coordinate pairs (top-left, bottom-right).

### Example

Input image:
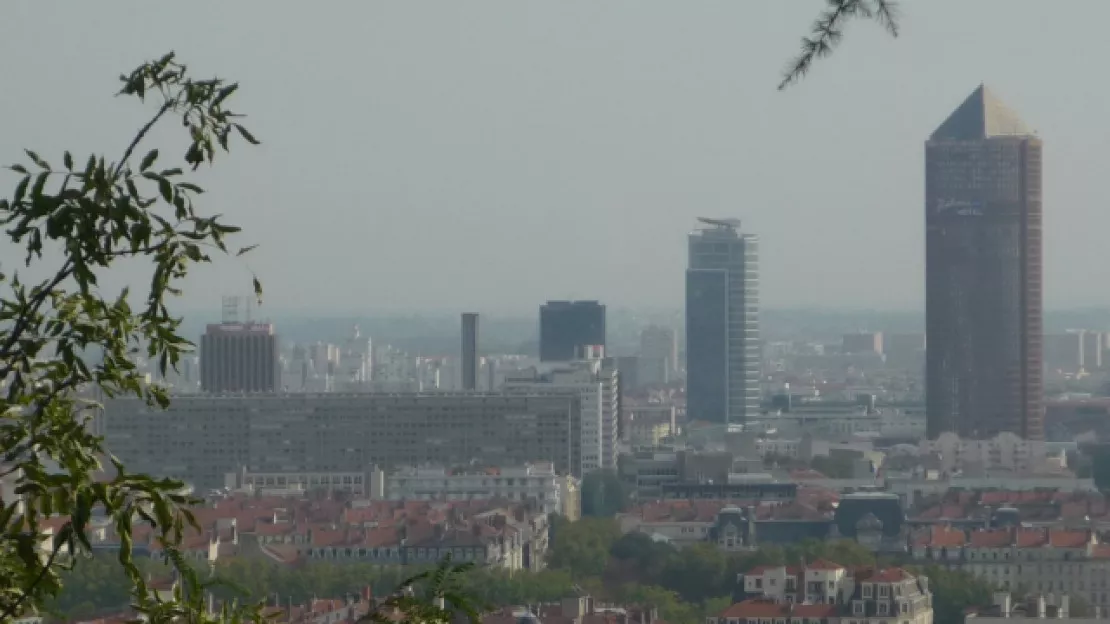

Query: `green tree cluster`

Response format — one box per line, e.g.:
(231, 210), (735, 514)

(544, 519), (880, 622)
(546, 517), (621, 577)
(908, 566), (995, 624)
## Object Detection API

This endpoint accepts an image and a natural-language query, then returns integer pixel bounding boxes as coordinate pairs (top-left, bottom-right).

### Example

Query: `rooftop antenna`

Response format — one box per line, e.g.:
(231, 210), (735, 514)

(221, 296), (241, 324)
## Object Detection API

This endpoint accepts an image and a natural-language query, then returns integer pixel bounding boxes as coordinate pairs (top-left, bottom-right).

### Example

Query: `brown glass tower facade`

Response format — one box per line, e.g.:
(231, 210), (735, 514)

(925, 85), (1044, 440)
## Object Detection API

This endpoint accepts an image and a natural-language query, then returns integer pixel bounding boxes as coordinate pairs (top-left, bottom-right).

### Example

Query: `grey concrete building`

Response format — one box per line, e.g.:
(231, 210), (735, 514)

(199, 322), (280, 393)
(539, 301), (606, 362)
(686, 218), (759, 425)
(102, 392), (583, 490)
(461, 313), (479, 390)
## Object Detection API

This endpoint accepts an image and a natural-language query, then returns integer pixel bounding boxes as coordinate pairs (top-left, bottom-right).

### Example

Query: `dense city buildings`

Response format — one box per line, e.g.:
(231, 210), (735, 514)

(102, 392), (584, 489)
(336, 325), (373, 390)
(383, 463), (580, 519)
(925, 85), (1044, 441)
(503, 356), (618, 473)
(686, 218), (759, 425)
(461, 313), (479, 390)
(639, 324), (678, 385)
(538, 300), (606, 362)
(200, 321), (280, 393)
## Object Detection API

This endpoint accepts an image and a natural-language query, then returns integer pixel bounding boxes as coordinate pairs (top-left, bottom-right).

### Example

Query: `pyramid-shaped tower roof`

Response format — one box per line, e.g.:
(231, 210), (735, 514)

(930, 84), (1034, 140)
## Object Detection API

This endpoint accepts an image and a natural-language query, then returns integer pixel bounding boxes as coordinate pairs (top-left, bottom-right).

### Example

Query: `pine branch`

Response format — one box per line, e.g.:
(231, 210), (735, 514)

(779, 0), (900, 90)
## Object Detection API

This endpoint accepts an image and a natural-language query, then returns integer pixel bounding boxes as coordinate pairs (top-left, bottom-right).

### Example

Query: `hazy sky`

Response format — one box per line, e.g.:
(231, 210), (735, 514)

(2, 1), (1107, 315)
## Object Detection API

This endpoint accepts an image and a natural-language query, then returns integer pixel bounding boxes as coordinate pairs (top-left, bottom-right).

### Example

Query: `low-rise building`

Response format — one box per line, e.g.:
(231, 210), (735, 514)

(911, 526), (1110, 612)
(384, 463), (580, 518)
(966, 592), (1107, 623)
(922, 432), (1049, 474)
(714, 560), (933, 624)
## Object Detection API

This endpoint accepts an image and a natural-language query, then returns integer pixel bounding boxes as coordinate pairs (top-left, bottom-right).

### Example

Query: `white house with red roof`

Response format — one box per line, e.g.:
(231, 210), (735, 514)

(718, 559), (933, 624)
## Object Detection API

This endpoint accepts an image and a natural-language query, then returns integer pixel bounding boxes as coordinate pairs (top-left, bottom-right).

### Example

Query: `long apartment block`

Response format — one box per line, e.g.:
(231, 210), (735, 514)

(102, 393), (583, 490)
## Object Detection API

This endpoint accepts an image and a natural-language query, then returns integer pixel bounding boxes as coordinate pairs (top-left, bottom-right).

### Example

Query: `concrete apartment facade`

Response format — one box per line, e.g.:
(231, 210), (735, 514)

(102, 392), (583, 490)
(384, 463), (580, 518)
(503, 358), (618, 474)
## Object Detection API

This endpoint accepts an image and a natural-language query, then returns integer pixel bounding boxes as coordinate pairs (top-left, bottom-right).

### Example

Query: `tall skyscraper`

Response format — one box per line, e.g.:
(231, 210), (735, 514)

(539, 301), (606, 362)
(685, 218), (759, 425)
(200, 322), (280, 393)
(925, 85), (1043, 440)
(461, 313), (479, 390)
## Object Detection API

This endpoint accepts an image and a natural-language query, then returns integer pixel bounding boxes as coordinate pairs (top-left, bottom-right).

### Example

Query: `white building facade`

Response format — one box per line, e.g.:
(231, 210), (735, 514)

(504, 358), (617, 474)
(385, 464), (578, 517)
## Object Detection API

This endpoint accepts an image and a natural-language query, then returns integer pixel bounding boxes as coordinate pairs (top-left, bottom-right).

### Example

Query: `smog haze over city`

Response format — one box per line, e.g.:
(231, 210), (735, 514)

(11, 2), (1110, 623)
(3, 0), (1110, 315)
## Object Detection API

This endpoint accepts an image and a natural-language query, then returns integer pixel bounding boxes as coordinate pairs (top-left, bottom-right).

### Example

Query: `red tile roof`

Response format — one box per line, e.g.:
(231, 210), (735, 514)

(915, 525), (967, 548)
(1049, 530), (1091, 549)
(969, 529), (1011, 548)
(860, 568), (912, 583)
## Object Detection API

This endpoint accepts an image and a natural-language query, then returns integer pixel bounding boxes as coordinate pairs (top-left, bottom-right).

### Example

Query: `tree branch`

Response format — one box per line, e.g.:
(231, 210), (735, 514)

(778, 0), (900, 90)
(0, 259), (76, 380)
(114, 100), (176, 179)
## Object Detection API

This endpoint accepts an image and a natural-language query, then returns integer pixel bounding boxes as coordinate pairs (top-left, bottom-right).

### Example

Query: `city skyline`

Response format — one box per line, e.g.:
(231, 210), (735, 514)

(5, 2), (1110, 312)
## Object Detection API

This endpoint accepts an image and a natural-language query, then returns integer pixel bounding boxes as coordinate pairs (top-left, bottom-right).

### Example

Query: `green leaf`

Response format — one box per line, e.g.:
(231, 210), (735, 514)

(233, 124), (260, 145)
(9, 164), (28, 174)
(25, 149), (50, 170)
(13, 176), (29, 204)
(157, 177), (173, 203)
(31, 172), (49, 199)
(235, 244), (258, 257)
(253, 276), (263, 302)
(213, 83), (238, 107)
(63, 151), (74, 170)
(139, 149), (159, 172)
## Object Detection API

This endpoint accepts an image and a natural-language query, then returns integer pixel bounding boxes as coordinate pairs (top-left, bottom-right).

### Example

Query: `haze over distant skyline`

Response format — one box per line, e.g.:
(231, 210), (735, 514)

(2, 1), (1108, 314)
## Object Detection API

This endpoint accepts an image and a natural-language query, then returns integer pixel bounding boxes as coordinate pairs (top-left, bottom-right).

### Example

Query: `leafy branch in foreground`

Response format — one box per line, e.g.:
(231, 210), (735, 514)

(0, 52), (261, 623)
(362, 556), (486, 624)
(779, 0), (900, 90)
